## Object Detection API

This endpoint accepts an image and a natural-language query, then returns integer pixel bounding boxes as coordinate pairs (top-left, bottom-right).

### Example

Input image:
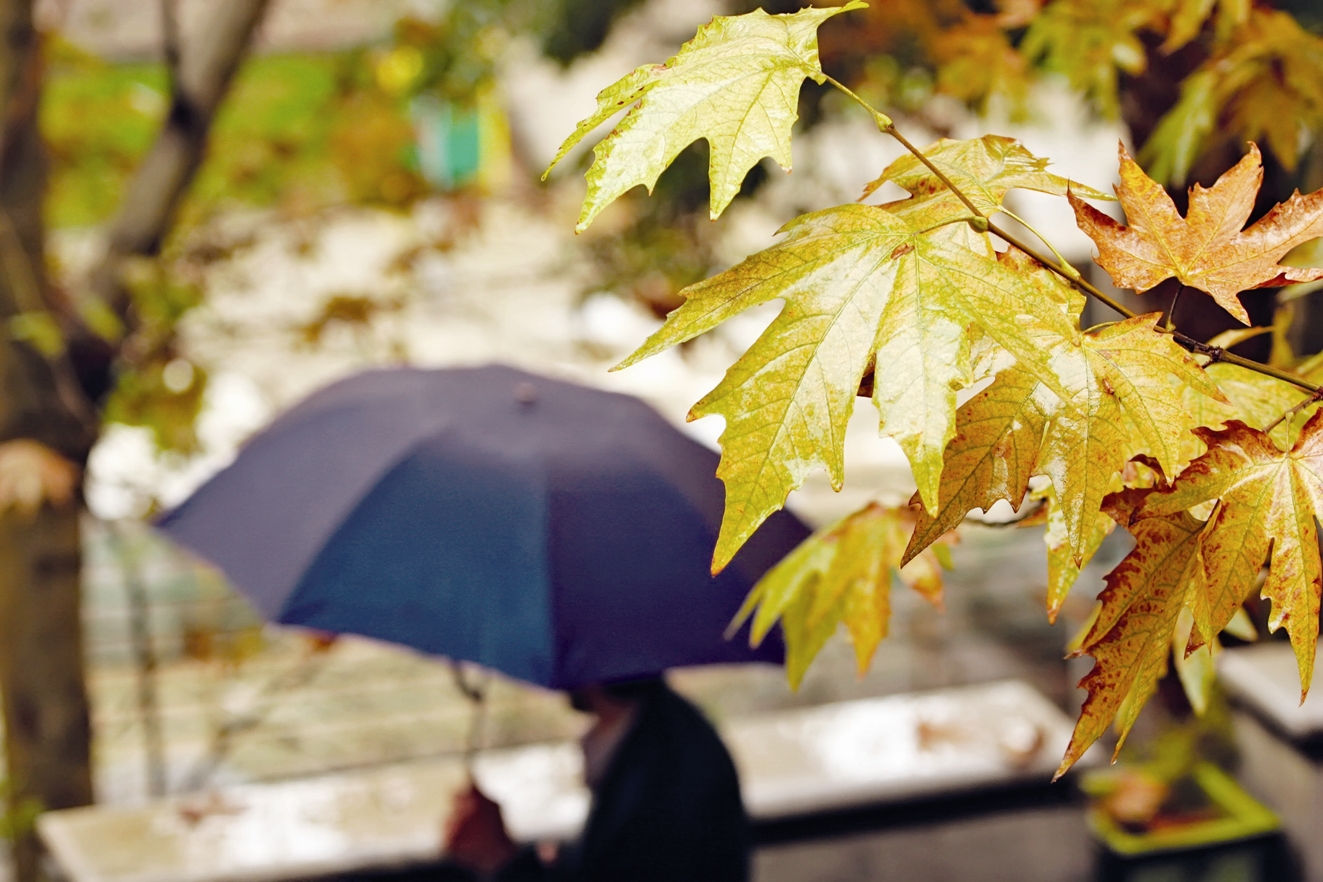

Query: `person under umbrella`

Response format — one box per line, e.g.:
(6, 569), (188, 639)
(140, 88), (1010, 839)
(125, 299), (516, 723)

(155, 365), (810, 881)
(446, 677), (748, 882)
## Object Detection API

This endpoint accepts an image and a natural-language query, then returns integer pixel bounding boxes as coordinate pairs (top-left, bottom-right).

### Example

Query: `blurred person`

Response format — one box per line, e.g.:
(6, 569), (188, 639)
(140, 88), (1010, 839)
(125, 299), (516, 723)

(443, 677), (749, 881)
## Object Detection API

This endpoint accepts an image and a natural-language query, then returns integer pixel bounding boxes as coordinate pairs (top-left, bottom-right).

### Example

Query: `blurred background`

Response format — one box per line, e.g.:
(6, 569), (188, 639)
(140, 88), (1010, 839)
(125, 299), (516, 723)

(4, 0), (1323, 880)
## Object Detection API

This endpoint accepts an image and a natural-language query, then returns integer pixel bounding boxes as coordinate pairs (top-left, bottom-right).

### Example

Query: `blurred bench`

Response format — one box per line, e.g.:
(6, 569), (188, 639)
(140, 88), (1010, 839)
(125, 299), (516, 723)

(39, 679), (1091, 882)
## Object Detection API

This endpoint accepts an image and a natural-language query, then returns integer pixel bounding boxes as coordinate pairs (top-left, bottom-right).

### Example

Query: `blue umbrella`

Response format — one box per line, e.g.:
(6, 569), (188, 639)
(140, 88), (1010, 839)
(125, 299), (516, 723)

(156, 364), (808, 689)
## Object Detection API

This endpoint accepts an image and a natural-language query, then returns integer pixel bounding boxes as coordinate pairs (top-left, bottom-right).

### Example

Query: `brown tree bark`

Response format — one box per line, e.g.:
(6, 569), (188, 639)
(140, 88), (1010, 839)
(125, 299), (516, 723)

(0, 3), (97, 880)
(0, 2), (269, 880)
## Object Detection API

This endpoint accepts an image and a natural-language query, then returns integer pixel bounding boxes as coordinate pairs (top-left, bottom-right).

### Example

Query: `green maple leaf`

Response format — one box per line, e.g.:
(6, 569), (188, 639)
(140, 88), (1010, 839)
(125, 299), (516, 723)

(543, 2), (866, 232)
(731, 502), (949, 688)
(618, 203), (1073, 572)
(1142, 415), (1323, 698)
(861, 135), (1111, 215)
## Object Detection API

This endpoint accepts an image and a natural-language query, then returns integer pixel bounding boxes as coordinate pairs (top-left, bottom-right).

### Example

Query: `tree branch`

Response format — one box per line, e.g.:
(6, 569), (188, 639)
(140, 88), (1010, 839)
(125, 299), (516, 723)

(160, 0), (182, 90)
(86, 0), (270, 325)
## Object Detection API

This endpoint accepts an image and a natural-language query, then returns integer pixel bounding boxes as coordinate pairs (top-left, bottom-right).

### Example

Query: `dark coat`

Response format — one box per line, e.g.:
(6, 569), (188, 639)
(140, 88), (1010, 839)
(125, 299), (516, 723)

(499, 683), (750, 882)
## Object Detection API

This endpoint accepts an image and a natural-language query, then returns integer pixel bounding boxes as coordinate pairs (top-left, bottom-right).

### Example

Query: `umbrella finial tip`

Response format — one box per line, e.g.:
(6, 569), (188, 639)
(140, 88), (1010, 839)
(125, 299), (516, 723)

(515, 382), (537, 405)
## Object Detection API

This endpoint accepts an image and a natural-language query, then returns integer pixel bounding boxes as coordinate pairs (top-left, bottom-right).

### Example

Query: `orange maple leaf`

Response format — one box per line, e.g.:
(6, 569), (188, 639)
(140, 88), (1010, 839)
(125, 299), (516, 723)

(1057, 511), (1205, 777)
(1070, 143), (1323, 325)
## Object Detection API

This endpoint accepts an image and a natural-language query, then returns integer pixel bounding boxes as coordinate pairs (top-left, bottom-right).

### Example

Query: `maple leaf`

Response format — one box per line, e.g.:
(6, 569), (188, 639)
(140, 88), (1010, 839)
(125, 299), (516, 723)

(543, 2), (866, 232)
(1142, 414), (1323, 698)
(861, 135), (1111, 214)
(732, 502), (949, 688)
(1071, 143), (1323, 325)
(617, 202), (1075, 571)
(903, 361), (1049, 563)
(1039, 485), (1115, 624)
(1197, 361), (1323, 450)
(1057, 511), (1206, 777)
(1039, 315), (1224, 560)
(908, 306), (1223, 570)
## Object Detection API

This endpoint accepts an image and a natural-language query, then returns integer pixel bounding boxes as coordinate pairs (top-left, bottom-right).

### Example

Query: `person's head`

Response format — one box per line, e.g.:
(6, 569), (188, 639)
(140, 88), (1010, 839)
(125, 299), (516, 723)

(568, 676), (665, 715)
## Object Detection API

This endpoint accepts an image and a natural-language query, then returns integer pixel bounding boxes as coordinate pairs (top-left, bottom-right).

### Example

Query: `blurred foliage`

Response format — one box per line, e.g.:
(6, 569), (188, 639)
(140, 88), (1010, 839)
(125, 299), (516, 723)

(1083, 689), (1239, 832)
(0, 780), (42, 847)
(101, 257), (207, 454)
(40, 0), (654, 457)
(541, 0), (647, 63)
(42, 44), (425, 227)
(39, 9), (508, 454)
(746, 0), (1323, 191)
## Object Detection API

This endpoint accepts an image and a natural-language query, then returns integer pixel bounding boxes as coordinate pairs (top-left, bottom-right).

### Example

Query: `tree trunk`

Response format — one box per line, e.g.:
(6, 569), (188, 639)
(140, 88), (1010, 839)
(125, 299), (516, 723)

(1, 3), (97, 881)
(0, 4), (271, 874)
(0, 507), (90, 881)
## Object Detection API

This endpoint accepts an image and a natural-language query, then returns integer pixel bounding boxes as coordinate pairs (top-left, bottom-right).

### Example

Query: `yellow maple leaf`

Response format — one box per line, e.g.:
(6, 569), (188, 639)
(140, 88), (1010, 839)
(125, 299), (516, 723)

(1038, 485), (1115, 624)
(618, 201), (1073, 572)
(862, 134), (1111, 212)
(903, 361), (1049, 562)
(1071, 143), (1323, 325)
(731, 501), (949, 688)
(1141, 415), (1323, 700)
(910, 306), (1222, 563)
(543, 2), (866, 232)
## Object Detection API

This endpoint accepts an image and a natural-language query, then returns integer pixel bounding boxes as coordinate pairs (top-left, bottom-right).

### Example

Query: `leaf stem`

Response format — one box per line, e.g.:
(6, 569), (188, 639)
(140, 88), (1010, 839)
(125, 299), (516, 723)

(1264, 387), (1323, 434)
(820, 74), (893, 130)
(914, 215), (987, 237)
(1165, 287), (1184, 332)
(1178, 336), (1319, 392)
(1000, 207), (1083, 283)
(823, 75), (990, 222)
(984, 219), (1135, 317)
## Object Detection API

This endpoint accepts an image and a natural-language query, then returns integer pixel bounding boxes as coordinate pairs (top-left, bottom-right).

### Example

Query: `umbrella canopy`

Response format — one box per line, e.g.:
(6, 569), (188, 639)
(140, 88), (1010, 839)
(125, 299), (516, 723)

(157, 365), (808, 689)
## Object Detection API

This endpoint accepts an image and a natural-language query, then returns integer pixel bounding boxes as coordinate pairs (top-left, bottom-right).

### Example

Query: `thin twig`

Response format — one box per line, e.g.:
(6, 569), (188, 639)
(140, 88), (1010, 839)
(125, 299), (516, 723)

(883, 124), (988, 223)
(0, 209), (101, 433)
(986, 219), (1137, 317)
(0, 210), (45, 314)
